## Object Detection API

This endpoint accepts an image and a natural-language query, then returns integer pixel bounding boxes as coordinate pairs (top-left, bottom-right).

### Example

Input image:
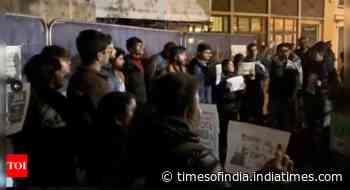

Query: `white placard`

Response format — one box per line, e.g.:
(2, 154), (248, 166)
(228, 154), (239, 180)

(226, 76), (246, 92)
(4, 83), (31, 136)
(5, 46), (22, 79)
(215, 64), (222, 85)
(197, 104), (220, 159)
(231, 45), (247, 57)
(225, 121), (290, 174)
(238, 62), (256, 76)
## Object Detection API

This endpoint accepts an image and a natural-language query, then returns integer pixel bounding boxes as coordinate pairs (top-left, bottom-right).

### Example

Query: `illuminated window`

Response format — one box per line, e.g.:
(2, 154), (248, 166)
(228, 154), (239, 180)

(238, 17), (250, 32)
(274, 19), (284, 32)
(251, 18), (262, 32)
(285, 19), (295, 32)
(210, 16), (230, 33)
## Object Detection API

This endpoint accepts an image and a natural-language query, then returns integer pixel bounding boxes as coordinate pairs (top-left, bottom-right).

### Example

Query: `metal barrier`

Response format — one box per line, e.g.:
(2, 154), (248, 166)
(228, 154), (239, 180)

(49, 19), (183, 58)
(0, 13), (48, 64)
(183, 32), (256, 61)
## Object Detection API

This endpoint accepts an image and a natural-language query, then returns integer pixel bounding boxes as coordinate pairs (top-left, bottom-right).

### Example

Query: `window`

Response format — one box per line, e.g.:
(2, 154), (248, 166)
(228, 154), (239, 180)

(270, 18), (297, 45)
(210, 16), (230, 33)
(301, 24), (320, 45)
(238, 17), (250, 32)
(251, 18), (262, 32)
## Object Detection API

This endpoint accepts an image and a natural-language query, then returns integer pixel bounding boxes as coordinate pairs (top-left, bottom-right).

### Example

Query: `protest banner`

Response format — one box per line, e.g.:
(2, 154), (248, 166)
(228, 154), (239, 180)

(225, 121), (291, 174)
(231, 45), (247, 57)
(226, 76), (246, 92)
(238, 62), (256, 76)
(197, 104), (220, 159)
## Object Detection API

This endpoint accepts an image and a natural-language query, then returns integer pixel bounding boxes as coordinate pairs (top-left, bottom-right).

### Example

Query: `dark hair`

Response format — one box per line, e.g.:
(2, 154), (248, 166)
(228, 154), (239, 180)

(169, 46), (186, 62)
(277, 43), (290, 53)
(76, 29), (112, 65)
(247, 43), (257, 51)
(163, 42), (177, 51)
(41, 45), (70, 59)
(150, 73), (199, 117)
(24, 54), (62, 88)
(114, 47), (126, 59)
(97, 92), (135, 127)
(126, 37), (143, 52)
(197, 43), (212, 53)
(233, 53), (244, 68)
(222, 59), (233, 74)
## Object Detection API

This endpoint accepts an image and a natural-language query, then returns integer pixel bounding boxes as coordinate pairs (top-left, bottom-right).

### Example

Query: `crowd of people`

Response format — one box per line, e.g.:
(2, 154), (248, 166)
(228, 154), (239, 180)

(8, 29), (344, 187)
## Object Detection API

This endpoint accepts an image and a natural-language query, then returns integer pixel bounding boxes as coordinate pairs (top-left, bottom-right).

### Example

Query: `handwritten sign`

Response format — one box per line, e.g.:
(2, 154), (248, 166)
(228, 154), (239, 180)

(225, 121), (290, 174)
(231, 45), (247, 57)
(238, 62), (256, 76)
(197, 104), (220, 159)
(226, 76), (246, 92)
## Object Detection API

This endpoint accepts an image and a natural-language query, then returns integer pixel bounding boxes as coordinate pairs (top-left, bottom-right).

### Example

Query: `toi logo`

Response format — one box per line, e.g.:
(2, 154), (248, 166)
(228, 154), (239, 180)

(6, 154), (28, 178)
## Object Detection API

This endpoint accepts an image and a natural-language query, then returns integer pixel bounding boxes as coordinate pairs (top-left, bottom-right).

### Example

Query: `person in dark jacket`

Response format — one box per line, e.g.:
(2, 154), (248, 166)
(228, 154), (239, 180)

(146, 41), (177, 80)
(269, 43), (299, 130)
(66, 29), (113, 184)
(124, 37), (147, 105)
(216, 59), (244, 166)
(131, 73), (228, 187)
(92, 92), (137, 186)
(11, 54), (75, 187)
(240, 43), (269, 125)
(188, 43), (215, 104)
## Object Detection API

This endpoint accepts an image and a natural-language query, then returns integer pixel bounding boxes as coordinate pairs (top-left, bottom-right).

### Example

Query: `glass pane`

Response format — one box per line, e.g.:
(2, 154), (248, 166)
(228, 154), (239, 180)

(275, 35), (283, 45)
(274, 19), (284, 32)
(211, 16), (223, 32)
(285, 34), (293, 43)
(251, 18), (262, 32)
(285, 19), (295, 32)
(233, 17), (238, 32)
(238, 17), (250, 32)
(269, 18), (274, 32)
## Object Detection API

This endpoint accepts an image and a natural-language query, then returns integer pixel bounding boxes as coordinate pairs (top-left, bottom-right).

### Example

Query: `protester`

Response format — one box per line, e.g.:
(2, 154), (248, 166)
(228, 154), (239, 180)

(93, 92), (137, 186)
(146, 41), (177, 80)
(188, 43), (215, 104)
(132, 73), (228, 187)
(103, 47), (126, 92)
(269, 43), (299, 130)
(166, 46), (188, 74)
(66, 29), (113, 184)
(295, 37), (310, 60)
(124, 37), (147, 105)
(216, 59), (244, 166)
(240, 43), (269, 125)
(11, 54), (75, 186)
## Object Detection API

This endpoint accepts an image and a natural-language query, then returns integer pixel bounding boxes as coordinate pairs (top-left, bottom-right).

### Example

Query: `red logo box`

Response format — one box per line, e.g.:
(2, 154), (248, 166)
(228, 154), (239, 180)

(6, 154), (28, 178)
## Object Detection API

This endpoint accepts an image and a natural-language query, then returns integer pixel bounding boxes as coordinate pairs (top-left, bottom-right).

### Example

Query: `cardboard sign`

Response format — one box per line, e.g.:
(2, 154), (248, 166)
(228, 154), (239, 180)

(225, 121), (290, 174)
(238, 62), (256, 76)
(197, 104), (220, 159)
(226, 76), (246, 92)
(231, 45), (247, 57)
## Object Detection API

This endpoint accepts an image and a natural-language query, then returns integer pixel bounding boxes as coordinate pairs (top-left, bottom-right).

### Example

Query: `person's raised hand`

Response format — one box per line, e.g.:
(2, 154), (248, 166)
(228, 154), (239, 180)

(263, 144), (294, 173)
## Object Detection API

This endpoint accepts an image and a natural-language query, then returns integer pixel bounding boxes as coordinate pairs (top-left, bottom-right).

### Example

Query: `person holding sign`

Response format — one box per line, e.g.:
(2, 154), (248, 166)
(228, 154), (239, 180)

(216, 59), (245, 165)
(240, 43), (269, 125)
